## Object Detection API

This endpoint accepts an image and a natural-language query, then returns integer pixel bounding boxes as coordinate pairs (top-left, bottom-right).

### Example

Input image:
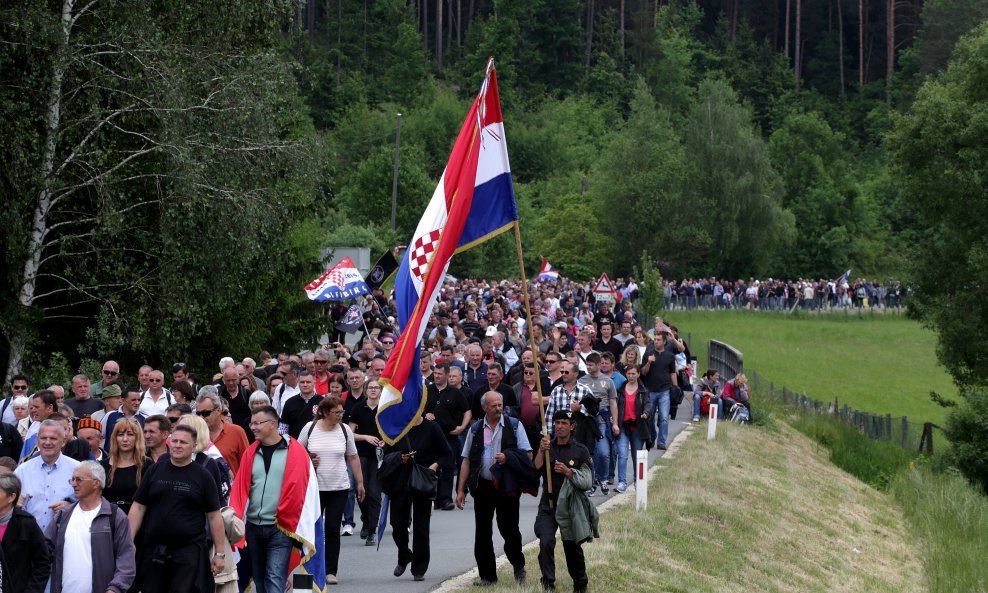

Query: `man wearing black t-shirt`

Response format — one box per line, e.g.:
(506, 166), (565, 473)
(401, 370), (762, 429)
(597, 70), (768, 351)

(640, 332), (678, 450)
(128, 424), (226, 593)
(425, 363), (472, 510)
(281, 371), (323, 438)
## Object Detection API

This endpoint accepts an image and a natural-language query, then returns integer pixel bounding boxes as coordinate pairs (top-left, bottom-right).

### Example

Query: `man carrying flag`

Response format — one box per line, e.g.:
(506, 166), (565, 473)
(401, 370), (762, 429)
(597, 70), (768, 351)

(378, 58), (519, 445)
(230, 405), (326, 593)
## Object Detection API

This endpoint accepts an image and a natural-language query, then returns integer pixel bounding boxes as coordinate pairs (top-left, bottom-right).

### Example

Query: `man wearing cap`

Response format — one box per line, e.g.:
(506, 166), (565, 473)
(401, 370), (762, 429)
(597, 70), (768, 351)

(88, 360), (121, 399)
(67, 374), (104, 419)
(90, 383), (121, 425)
(76, 418), (106, 462)
(533, 410), (595, 593)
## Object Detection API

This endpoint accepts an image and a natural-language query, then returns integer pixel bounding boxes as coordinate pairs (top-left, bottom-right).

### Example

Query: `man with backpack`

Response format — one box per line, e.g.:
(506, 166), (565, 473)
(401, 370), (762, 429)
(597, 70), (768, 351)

(456, 391), (533, 587)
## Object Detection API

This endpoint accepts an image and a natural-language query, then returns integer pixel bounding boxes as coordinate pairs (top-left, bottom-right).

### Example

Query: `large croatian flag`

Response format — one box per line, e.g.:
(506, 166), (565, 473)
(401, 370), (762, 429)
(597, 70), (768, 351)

(303, 256), (371, 301)
(377, 59), (518, 444)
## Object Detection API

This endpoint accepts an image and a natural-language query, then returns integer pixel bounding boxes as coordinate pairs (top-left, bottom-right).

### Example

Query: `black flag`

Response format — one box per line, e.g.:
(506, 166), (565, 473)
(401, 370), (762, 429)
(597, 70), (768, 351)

(336, 304), (364, 334)
(365, 251), (399, 290)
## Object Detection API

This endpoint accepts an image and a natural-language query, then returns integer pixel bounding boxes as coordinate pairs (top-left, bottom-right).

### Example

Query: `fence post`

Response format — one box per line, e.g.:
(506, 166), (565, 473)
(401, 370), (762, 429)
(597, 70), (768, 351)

(885, 414), (892, 441)
(901, 417), (909, 448)
(752, 370), (759, 390)
(770, 382), (775, 399)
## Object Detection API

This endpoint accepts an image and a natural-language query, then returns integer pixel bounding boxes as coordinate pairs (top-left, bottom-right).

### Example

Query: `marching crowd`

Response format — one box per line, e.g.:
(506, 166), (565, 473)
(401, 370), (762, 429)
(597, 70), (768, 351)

(0, 277), (752, 593)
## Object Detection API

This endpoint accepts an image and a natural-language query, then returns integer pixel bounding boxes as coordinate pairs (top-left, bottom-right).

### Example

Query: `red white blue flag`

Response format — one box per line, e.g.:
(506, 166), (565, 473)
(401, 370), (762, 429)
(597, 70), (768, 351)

(230, 436), (326, 592)
(303, 256), (371, 301)
(377, 58), (518, 444)
(536, 258), (559, 282)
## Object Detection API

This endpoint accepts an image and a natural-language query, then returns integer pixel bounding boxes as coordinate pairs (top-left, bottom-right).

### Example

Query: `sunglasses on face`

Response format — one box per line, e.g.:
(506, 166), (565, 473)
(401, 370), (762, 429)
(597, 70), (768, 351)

(195, 409), (215, 417)
(103, 370), (119, 376)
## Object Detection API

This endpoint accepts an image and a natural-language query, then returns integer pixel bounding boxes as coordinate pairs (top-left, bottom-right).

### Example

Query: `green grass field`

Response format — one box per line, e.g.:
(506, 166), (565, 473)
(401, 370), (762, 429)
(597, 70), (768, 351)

(662, 310), (954, 424)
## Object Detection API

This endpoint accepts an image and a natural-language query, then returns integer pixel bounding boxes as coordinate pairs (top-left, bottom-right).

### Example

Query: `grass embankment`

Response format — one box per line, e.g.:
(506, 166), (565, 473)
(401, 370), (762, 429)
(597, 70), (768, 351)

(664, 310), (953, 424)
(763, 395), (988, 593)
(444, 422), (925, 593)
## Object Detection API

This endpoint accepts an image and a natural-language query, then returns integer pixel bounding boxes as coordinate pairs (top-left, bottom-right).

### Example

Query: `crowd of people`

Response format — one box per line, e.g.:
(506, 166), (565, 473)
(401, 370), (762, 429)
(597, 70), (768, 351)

(663, 276), (909, 310)
(0, 276), (755, 593)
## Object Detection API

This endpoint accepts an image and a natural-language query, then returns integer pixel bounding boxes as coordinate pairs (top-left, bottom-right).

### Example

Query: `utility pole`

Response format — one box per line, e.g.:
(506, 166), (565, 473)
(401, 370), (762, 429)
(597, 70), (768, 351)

(391, 113), (402, 231)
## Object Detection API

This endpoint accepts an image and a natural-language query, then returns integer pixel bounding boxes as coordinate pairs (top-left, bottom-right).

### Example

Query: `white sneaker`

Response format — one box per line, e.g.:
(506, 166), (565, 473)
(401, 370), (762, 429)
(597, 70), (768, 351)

(341, 524), (354, 536)
(692, 416), (700, 422)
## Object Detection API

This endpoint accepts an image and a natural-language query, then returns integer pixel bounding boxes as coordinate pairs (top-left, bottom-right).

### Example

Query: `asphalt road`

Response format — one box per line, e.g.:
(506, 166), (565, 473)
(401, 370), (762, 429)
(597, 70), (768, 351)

(326, 417), (692, 591)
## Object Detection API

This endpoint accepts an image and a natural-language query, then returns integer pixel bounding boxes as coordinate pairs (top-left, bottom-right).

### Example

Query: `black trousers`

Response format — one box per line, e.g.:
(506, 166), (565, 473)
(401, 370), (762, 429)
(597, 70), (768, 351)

(319, 489), (348, 574)
(389, 492), (433, 577)
(472, 478), (524, 582)
(436, 434), (460, 506)
(138, 540), (210, 593)
(358, 455), (382, 535)
(534, 500), (587, 590)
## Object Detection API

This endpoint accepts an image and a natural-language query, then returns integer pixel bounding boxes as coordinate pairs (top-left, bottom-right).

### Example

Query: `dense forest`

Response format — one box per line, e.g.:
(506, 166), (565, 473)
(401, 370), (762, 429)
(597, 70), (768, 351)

(2, 0), (987, 377)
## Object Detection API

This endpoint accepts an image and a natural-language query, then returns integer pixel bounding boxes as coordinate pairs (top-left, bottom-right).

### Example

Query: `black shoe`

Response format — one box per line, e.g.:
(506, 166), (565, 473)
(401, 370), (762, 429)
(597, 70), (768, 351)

(413, 574), (425, 581)
(573, 586), (587, 593)
(472, 578), (496, 587)
(365, 536), (376, 547)
(541, 580), (556, 592)
(359, 526), (369, 539)
(599, 480), (609, 495)
(514, 568), (527, 584)
(656, 443), (667, 450)
(440, 501), (456, 511)
(394, 564), (407, 577)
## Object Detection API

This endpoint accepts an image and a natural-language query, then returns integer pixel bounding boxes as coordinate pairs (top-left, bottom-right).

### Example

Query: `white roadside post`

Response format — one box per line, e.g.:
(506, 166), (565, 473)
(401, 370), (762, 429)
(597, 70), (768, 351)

(707, 402), (719, 440)
(636, 448), (648, 510)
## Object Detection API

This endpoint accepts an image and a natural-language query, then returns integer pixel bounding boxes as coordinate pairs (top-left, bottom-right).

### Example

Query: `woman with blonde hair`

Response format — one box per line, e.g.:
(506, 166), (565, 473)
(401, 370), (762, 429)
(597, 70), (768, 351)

(721, 373), (751, 419)
(619, 344), (641, 372)
(100, 418), (151, 514)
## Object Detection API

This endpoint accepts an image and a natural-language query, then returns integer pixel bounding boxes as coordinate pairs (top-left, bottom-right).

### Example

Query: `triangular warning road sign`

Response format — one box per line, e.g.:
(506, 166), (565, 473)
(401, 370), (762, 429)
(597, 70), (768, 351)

(592, 273), (614, 294)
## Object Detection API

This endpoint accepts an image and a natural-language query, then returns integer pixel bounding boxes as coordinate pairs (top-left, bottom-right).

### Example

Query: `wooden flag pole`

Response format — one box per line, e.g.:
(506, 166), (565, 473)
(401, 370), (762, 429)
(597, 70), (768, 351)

(512, 221), (553, 502)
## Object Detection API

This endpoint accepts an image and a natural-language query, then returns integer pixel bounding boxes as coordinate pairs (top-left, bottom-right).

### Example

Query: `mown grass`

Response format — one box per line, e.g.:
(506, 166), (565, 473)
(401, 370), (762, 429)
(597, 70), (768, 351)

(444, 422), (926, 593)
(663, 310), (954, 424)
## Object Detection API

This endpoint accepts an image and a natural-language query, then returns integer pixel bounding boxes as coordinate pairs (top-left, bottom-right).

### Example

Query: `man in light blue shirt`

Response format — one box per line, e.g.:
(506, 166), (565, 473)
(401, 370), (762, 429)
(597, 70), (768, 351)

(14, 419), (79, 531)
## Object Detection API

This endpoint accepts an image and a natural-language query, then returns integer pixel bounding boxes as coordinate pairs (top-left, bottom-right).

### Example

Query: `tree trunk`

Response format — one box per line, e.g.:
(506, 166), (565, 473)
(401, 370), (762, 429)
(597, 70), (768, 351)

(8, 0), (75, 379)
(457, 0), (462, 46)
(795, 0), (802, 90)
(886, 0), (894, 103)
(585, 0), (595, 70)
(422, 0), (429, 53)
(859, 0), (865, 87)
(837, 0), (846, 96)
(784, 0), (791, 58)
(306, 0), (316, 38)
(436, 0), (443, 70)
(620, 0), (625, 67)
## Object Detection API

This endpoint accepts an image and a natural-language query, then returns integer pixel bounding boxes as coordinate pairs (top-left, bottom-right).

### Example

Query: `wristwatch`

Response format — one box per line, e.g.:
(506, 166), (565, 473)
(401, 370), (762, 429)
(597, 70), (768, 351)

(213, 553), (226, 559)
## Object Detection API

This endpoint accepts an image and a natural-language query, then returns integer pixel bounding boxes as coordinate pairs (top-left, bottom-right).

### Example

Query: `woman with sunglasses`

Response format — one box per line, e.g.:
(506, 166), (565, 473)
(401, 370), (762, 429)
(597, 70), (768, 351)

(299, 396), (365, 586)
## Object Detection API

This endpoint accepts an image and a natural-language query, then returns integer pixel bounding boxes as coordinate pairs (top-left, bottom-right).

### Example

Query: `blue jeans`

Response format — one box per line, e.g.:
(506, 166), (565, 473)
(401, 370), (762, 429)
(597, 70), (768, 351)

(245, 523), (294, 593)
(344, 466), (356, 527)
(615, 428), (644, 483)
(593, 413), (611, 483)
(649, 390), (670, 446)
(693, 391), (702, 419)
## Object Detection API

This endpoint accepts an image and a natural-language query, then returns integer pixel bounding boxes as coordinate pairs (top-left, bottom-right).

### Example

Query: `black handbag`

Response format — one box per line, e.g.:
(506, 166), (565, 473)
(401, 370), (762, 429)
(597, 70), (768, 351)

(408, 463), (438, 500)
(407, 429), (439, 499)
(378, 451), (409, 497)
